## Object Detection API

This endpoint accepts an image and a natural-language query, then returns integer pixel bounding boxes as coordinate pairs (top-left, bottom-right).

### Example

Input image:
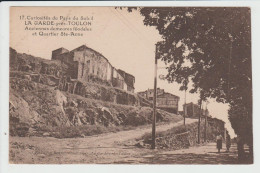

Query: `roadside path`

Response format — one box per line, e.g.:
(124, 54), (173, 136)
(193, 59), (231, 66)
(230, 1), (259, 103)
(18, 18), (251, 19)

(77, 118), (197, 147)
(10, 118), (197, 164)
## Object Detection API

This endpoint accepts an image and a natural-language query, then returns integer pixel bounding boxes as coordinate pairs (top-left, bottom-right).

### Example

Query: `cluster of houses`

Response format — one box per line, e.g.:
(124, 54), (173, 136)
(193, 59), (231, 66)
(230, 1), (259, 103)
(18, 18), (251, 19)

(182, 102), (210, 118)
(52, 45), (212, 119)
(51, 44), (226, 136)
(137, 88), (210, 119)
(137, 88), (180, 114)
(52, 45), (135, 93)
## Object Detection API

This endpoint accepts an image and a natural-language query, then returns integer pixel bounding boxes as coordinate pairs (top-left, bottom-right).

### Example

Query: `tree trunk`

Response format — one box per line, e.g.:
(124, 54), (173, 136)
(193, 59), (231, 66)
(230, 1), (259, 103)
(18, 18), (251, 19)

(249, 144), (253, 161)
(237, 137), (245, 161)
(237, 143), (245, 161)
(204, 113), (207, 142)
(248, 135), (254, 162)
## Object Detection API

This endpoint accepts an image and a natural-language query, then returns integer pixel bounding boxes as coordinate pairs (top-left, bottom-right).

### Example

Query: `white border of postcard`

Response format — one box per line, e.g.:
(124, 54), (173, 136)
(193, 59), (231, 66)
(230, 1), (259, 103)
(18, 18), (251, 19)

(1, 1), (260, 173)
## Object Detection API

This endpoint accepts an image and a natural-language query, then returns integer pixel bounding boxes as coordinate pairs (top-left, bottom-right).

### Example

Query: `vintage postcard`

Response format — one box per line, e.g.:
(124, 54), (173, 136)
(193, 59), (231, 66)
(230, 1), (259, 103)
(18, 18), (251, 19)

(5, 4), (254, 166)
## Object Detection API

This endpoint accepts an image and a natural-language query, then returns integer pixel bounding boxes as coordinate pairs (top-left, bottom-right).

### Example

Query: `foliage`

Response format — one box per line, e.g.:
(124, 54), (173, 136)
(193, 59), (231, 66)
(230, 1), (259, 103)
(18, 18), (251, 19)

(135, 7), (250, 101)
(126, 7), (252, 145)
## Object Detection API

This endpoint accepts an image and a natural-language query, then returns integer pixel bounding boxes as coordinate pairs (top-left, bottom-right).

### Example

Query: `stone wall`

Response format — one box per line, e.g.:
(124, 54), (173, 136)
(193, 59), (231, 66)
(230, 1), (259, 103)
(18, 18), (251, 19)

(10, 71), (151, 107)
(140, 118), (225, 150)
(10, 48), (71, 78)
(153, 123), (199, 150)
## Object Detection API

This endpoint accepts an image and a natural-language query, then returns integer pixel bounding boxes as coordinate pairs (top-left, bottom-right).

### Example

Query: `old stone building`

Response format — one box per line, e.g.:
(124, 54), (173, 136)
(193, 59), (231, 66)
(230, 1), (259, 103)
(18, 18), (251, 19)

(117, 69), (135, 93)
(51, 45), (135, 92)
(183, 102), (209, 118)
(138, 88), (180, 114)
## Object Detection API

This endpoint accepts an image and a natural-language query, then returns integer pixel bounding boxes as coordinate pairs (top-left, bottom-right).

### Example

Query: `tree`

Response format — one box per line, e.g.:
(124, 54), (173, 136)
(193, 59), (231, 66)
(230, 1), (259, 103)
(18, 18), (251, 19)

(126, 7), (252, 160)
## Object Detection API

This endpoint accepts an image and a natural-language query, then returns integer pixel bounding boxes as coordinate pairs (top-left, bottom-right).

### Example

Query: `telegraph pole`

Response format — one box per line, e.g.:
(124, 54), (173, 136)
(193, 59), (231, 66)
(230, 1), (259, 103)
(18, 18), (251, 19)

(184, 87), (187, 126)
(198, 98), (202, 144)
(183, 78), (188, 126)
(204, 101), (208, 142)
(152, 43), (158, 149)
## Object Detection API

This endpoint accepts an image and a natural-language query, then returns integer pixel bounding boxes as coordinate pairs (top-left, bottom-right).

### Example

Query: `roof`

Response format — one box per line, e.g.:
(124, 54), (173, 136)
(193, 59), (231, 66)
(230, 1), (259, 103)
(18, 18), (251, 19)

(183, 102), (196, 106)
(137, 91), (147, 94)
(117, 69), (135, 79)
(52, 47), (69, 52)
(138, 88), (179, 99)
(71, 45), (111, 65)
(157, 92), (180, 99)
(147, 88), (164, 92)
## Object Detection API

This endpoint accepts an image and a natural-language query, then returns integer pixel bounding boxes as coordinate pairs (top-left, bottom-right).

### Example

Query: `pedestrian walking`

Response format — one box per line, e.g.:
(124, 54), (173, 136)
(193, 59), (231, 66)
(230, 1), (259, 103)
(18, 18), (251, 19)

(226, 132), (231, 152)
(216, 133), (223, 153)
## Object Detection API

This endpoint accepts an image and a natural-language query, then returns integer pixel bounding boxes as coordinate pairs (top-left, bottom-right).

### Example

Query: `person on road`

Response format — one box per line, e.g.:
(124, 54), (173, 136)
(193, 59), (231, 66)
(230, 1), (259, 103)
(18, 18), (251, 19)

(216, 133), (223, 153)
(226, 132), (231, 152)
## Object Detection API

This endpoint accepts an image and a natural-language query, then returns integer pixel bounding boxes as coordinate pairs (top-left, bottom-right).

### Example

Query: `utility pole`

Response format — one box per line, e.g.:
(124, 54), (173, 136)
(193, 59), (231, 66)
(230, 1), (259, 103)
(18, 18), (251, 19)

(198, 98), (202, 144)
(152, 43), (159, 149)
(184, 88), (186, 126)
(204, 101), (208, 142)
(183, 78), (188, 126)
(228, 32), (233, 102)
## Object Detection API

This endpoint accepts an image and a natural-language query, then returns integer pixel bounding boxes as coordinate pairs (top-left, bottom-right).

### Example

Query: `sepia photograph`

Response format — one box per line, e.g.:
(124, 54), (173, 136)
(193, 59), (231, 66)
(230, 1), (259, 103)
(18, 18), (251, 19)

(7, 5), (253, 165)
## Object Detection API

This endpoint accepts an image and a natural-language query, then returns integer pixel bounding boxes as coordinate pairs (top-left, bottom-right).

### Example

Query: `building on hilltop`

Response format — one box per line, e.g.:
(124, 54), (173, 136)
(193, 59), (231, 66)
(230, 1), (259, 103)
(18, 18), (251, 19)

(117, 69), (135, 93)
(138, 88), (180, 114)
(51, 45), (135, 92)
(183, 102), (209, 118)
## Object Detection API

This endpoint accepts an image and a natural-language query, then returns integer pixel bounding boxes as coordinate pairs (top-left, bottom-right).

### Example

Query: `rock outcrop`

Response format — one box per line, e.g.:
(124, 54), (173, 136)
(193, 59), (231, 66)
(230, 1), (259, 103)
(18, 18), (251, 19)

(9, 48), (182, 137)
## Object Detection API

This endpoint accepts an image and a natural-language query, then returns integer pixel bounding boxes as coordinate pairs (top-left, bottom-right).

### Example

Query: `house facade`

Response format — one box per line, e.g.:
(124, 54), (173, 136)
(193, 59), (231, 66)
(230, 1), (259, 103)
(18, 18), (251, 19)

(183, 102), (209, 118)
(51, 45), (135, 92)
(138, 88), (180, 114)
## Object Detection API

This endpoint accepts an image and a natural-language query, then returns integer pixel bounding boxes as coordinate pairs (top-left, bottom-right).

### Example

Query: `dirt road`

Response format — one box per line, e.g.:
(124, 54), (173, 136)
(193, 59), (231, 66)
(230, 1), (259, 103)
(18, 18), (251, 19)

(10, 118), (198, 164)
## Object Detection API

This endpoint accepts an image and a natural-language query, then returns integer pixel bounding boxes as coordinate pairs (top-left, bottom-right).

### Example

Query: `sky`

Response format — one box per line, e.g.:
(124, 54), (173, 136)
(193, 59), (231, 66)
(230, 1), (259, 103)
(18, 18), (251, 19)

(10, 7), (235, 137)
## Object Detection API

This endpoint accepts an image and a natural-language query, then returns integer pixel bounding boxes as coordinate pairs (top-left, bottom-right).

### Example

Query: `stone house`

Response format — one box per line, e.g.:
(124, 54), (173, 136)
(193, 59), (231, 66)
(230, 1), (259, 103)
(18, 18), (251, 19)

(183, 102), (209, 118)
(138, 88), (180, 114)
(117, 69), (135, 93)
(51, 45), (135, 92)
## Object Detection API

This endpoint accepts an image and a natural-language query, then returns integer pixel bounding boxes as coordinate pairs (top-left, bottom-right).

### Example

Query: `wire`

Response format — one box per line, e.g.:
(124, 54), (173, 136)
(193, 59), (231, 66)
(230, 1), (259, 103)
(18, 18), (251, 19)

(108, 7), (158, 53)
(115, 8), (154, 44)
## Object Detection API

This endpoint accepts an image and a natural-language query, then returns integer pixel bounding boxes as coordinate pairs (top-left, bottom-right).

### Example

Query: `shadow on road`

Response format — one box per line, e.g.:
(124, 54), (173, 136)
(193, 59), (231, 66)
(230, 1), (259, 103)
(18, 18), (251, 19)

(115, 152), (240, 164)
(141, 153), (239, 164)
(114, 144), (253, 164)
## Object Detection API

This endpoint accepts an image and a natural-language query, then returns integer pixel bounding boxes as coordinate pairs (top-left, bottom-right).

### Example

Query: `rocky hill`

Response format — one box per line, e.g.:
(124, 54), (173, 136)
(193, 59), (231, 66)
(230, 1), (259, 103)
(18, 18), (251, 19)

(9, 48), (183, 137)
